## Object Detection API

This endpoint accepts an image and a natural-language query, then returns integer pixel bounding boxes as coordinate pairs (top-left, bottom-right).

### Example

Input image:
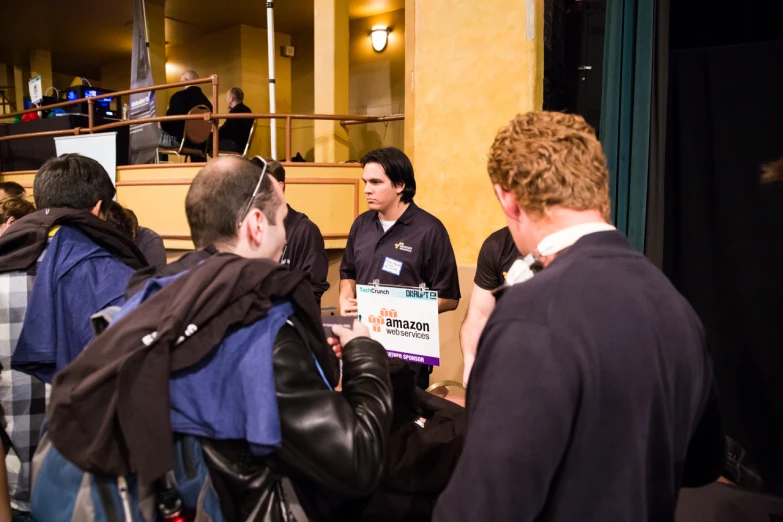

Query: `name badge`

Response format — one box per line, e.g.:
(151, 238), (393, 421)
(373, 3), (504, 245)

(382, 257), (403, 276)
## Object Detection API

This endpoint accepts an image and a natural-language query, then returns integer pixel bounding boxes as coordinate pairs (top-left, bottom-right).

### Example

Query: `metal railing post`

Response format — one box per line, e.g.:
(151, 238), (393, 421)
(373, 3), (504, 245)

(285, 116), (292, 162)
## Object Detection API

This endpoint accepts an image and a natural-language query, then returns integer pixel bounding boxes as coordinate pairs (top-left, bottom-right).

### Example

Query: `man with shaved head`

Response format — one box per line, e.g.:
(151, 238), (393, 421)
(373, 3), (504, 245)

(105, 156), (392, 518)
(159, 70), (214, 149)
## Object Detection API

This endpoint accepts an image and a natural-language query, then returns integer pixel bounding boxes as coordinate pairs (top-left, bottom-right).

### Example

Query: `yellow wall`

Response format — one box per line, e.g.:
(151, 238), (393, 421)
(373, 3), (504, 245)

(348, 8), (405, 158)
(240, 25), (292, 159)
(99, 163), (365, 251)
(313, 0), (350, 163)
(289, 9), (406, 162)
(99, 58), (131, 92)
(291, 29), (315, 161)
(12, 66), (29, 113)
(404, 0), (544, 385)
(165, 26), (242, 110)
(0, 163), (364, 250)
(165, 25), (292, 159)
(405, 0), (544, 266)
(29, 50), (53, 96)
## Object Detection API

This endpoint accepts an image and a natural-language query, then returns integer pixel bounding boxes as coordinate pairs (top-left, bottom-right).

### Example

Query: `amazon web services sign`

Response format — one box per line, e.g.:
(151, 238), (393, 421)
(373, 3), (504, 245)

(357, 285), (440, 366)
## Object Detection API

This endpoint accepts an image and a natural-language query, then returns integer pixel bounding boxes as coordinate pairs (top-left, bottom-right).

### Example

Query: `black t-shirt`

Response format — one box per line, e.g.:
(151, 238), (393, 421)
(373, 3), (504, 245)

(161, 86), (214, 139)
(283, 205), (330, 306)
(219, 103), (253, 148)
(474, 227), (520, 291)
(340, 202), (460, 300)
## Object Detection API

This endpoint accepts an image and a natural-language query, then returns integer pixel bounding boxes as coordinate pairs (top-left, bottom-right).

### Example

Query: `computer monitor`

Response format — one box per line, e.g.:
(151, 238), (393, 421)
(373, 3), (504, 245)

(65, 86), (120, 119)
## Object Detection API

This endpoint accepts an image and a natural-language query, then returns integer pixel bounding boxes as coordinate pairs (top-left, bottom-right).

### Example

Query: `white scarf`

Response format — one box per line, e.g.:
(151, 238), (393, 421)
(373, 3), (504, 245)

(503, 222), (616, 288)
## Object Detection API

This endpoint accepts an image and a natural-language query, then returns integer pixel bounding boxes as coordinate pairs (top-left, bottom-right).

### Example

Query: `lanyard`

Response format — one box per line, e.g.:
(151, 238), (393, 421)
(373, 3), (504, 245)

(500, 222), (616, 289)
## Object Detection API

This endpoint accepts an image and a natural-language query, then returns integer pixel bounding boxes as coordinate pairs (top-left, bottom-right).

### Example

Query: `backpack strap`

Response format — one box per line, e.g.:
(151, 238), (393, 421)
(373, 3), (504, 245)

(285, 319), (333, 391)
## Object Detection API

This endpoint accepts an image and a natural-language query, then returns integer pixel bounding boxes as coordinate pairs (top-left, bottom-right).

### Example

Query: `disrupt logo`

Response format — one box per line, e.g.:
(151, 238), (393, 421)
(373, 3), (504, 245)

(367, 308), (431, 339)
(405, 289), (436, 299)
(394, 242), (413, 253)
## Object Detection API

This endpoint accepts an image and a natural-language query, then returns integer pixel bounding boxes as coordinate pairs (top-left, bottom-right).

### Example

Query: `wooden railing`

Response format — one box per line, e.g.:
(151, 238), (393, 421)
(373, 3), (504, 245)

(214, 112), (404, 162)
(0, 74), (404, 164)
(0, 75), (221, 155)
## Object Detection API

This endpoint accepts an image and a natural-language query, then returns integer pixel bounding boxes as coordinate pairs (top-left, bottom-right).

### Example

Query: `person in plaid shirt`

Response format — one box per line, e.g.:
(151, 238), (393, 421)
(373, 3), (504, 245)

(0, 154), (145, 519)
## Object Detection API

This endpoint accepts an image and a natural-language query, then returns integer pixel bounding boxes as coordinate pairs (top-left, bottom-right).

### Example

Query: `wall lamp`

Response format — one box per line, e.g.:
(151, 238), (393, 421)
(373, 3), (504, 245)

(370, 25), (391, 52)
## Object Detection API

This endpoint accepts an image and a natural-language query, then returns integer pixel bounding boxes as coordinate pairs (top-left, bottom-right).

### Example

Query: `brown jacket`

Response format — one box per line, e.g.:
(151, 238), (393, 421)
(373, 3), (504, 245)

(47, 253), (341, 483)
(0, 207), (147, 272)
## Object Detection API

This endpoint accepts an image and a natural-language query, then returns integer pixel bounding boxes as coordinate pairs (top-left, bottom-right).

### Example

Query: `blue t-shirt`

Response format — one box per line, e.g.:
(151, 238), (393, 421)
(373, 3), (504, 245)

(112, 270), (291, 456)
(12, 227), (135, 382)
(169, 301), (292, 455)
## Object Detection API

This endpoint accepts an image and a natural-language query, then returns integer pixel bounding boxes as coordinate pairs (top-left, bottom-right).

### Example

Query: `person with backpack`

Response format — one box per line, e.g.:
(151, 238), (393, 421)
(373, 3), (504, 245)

(0, 154), (147, 520)
(38, 156), (393, 522)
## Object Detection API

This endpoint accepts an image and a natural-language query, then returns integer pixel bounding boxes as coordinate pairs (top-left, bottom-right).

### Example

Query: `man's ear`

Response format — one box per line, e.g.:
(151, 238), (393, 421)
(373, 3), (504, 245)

(395, 182), (405, 197)
(6, 216), (15, 227)
(91, 200), (103, 218)
(494, 184), (521, 221)
(240, 208), (266, 248)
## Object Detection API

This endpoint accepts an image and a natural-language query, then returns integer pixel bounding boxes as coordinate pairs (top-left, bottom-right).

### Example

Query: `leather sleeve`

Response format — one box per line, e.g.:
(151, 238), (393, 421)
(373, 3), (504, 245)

(273, 324), (392, 497)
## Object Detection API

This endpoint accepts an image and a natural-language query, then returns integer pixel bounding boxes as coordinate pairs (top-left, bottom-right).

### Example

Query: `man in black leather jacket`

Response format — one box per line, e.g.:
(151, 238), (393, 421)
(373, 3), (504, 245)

(147, 156), (393, 520)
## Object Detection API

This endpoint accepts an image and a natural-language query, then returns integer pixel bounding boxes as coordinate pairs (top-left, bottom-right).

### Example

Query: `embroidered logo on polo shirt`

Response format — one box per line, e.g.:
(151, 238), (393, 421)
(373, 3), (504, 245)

(394, 242), (413, 253)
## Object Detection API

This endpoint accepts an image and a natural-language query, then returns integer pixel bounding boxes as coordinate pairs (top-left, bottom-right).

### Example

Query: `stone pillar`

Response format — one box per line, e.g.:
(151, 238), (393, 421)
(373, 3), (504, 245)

(29, 49), (53, 95)
(314, 0), (350, 162)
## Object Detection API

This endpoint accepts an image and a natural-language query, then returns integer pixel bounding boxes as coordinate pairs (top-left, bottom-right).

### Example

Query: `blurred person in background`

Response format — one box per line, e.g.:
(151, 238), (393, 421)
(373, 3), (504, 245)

(0, 182), (26, 200)
(0, 196), (35, 237)
(124, 208), (167, 268)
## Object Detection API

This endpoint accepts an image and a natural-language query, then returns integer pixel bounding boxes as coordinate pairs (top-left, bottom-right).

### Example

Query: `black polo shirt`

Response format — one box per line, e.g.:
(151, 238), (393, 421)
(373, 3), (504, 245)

(340, 202), (461, 300)
(474, 227), (521, 291)
(282, 205), (329, 306)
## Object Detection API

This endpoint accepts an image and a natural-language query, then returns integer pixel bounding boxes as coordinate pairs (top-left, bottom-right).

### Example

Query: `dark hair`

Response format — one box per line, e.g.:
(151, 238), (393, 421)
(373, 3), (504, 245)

(229, 87), (244, 103)
(33, 154), (116, 213)
(360, 147), (416, 203)
(0, 181), (26, 198)
(186, 157), (283, 248)
(124, 207), (139, 235)
(251, 157), (285, 183)
(0, 196), (36, 225)
(105, 201), (135, 240)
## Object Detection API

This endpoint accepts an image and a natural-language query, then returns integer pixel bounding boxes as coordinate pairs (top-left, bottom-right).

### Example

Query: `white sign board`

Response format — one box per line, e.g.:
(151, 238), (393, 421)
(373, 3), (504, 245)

(28, 76), (42, 105)
(54, 133), (118, 186)
(357, 284), (441, 366)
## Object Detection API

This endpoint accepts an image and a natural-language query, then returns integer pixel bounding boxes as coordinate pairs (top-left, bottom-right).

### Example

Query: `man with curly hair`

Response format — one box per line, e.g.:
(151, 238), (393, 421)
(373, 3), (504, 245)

(434, 112), (723, 522)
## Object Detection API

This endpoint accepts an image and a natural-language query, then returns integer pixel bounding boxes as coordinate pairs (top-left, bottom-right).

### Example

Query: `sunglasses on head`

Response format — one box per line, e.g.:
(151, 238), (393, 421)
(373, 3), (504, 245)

(238, 156), (269, 226)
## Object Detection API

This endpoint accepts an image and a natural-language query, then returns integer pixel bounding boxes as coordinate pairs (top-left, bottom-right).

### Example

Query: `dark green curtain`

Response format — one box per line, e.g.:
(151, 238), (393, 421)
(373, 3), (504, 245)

(599, 0), (654, 251)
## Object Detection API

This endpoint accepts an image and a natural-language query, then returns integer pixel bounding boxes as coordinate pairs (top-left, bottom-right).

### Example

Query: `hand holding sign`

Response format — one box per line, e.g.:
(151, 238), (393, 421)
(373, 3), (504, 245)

(326, 320), (370, 359)
(340, 296), (358, 316)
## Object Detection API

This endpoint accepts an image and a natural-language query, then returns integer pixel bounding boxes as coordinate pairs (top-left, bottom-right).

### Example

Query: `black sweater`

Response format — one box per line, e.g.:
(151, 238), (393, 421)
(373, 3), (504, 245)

(434, 230), (722, 522)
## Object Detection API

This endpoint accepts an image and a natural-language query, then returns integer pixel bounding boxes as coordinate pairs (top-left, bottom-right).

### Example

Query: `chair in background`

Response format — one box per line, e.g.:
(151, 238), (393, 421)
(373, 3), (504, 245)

(426, 380), (466, 408)
(216, 120), (257, 159)
(157, 104), (211, 163)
